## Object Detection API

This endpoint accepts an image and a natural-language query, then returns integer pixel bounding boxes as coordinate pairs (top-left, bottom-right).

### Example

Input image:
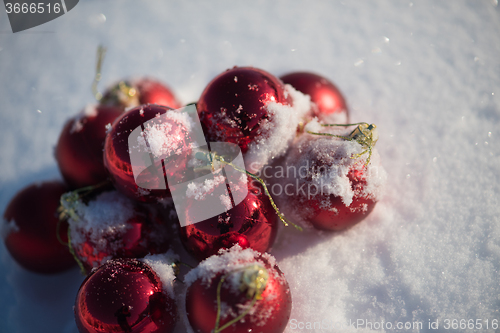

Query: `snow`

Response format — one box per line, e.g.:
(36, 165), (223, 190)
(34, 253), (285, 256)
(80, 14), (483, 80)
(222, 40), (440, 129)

(181, 246), (281, 332)
(0, 219), (19, 240)
(183, 245), (276, 288)
(1, 1), (500, 333)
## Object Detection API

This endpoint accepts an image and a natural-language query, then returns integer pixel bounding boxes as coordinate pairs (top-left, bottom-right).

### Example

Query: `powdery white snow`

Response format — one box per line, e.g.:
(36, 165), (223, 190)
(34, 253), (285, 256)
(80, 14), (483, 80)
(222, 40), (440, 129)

(245, 85), (312, 173)
(0, 1), (499, 333)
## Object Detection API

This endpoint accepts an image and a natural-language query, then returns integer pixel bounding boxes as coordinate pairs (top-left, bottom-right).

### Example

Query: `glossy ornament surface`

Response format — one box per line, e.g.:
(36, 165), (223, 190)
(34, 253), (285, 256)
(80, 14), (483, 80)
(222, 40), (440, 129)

(281, 71), (349, 123)
(178, 176), (278, 262)
(55, 105), (123, 189)
(101, 77), (181, 110)
(197, 66), (292, 153)
(3, 181), (76, 274)
(103, 104), (193, 202)
(74, 258), (177, 333)
(185, 246), (292, 333)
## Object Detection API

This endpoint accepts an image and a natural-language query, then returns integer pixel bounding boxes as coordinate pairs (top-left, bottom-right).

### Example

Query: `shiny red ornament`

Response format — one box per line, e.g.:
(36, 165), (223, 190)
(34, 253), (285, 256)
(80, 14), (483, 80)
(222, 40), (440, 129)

(178, 176), (278, 262)
(197, 66), (292, 153)
(280, 72), (349, 123)
(67, 191), (172, 273)
(101, 77), (181, 110)
(185, 247), (292, 333)
(278, 133), (382, 231)
(103, 104), (193, 202)
(55, 105), (123, 189)
(75, 258), (177, 333)
(2, 181), (76, 274)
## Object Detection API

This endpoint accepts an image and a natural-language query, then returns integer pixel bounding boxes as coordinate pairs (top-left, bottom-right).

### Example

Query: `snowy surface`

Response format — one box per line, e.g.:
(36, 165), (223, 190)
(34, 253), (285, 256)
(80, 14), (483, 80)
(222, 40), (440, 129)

(1, 1), (499, 332)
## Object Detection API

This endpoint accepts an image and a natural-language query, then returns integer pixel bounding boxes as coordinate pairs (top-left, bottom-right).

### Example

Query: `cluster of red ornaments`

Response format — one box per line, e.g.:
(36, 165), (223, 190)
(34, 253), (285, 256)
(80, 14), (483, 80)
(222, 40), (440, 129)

(2, 66), (383, 333)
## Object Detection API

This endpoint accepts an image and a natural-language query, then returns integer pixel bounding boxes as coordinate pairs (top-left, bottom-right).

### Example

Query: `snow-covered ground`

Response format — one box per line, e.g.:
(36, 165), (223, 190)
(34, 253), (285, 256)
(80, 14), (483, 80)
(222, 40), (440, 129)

(1, 1), (499, 332)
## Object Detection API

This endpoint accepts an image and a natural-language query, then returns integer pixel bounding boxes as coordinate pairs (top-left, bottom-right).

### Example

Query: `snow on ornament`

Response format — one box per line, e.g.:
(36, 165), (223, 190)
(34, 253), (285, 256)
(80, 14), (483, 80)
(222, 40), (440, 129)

(2, 181), (76, 274)
(55, 104), (123, 189)
(101, 77), (181, 111)
(273, 120), (386, 231)
(61, 189), (172, 273)
(74, 255), (178, 333)
(183, 245), (292, 333)
(281, 71), (349, 124)
(197, 66), (311, 173)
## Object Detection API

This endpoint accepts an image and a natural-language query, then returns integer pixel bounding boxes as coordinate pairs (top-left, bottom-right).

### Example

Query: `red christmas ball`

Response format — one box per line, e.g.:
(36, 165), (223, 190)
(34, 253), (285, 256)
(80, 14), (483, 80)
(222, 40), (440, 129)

(275, 130), (385, 231)
(74, 257), (177, 333)
(55, 105), (123, 189)
(184, 246), (292, 333)
(280, 72), (349, 123)
(66, 190), (173, 273)
(101, 77), (181, 110)
(197, 66), (292, 154)
(306, 165), (378, 231)
(103, 104), (193, 202)
(178, 176), (278, 262)
(2, 181), (76, 274)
